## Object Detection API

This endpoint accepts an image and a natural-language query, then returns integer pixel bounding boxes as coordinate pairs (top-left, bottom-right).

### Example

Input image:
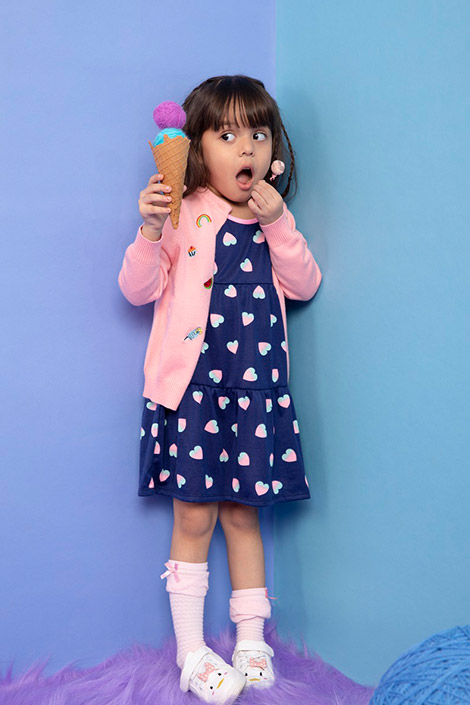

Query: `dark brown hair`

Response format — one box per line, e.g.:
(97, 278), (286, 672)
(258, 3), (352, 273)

(182, 75), (297, 201)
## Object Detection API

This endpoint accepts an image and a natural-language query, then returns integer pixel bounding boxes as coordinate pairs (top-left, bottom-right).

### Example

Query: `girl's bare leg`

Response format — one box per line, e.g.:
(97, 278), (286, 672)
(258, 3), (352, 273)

(218, 501), (265, 588)
(170, 498), (219, 560)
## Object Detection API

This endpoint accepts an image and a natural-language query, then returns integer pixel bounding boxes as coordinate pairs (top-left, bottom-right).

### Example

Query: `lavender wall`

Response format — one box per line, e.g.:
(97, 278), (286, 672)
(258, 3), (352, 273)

(0, 0), (275, 674)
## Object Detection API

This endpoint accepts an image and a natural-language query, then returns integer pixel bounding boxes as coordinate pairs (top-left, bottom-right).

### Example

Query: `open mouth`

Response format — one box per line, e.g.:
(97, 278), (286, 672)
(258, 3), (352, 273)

(236, 166), (253, 186)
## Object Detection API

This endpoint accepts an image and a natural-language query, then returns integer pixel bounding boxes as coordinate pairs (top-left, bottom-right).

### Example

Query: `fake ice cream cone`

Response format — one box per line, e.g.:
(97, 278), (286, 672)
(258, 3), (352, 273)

(149, 101), (190, 229)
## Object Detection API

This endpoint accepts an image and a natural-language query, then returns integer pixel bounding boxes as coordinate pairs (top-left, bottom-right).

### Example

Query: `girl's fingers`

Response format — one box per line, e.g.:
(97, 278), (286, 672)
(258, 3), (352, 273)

(148, 173), (164, 184)
(251, 186), (269, 207)
(148, 206), (172, 214)
(142, 205), (171, 216)
(249, 189), (266, 209)
(248, 196), (262, 213)
(141, 193), (172, 204)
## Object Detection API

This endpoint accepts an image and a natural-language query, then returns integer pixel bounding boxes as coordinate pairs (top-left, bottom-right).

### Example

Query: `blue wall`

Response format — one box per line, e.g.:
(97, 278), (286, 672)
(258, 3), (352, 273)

(275, 0), (470, 684)
(0, 0), (275, 675)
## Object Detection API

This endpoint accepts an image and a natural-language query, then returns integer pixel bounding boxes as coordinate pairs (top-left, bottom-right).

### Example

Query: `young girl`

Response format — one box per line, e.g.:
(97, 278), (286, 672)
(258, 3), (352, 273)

(118, 75), (322, 704)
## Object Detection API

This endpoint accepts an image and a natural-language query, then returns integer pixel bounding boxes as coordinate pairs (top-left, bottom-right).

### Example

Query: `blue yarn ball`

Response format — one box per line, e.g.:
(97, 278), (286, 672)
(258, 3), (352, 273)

(370, 626), (470, 705)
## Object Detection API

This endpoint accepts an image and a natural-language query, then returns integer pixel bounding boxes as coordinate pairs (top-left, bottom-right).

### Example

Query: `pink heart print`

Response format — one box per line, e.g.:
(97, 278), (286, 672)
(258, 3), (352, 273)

(223, 232), (237, 246)
(238, 396), (250, 411)
(243, 367), (258, 382)
(218, 396), (230, 409)
(204, 419), (219, 433)
(224, 284), (237, 297)
(210, 313), (224, 328)
(227, 340), (239, 354)
(255, 481), (269, 496)
(189, 445), (203, 459)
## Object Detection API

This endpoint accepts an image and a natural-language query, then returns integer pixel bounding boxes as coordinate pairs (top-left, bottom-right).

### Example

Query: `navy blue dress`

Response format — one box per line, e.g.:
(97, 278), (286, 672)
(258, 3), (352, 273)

(139, 215), (310, 506)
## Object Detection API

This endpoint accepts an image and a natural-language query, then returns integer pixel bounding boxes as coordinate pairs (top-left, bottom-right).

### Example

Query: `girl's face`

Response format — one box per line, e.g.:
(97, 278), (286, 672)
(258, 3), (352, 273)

(200, 107), (273, 213)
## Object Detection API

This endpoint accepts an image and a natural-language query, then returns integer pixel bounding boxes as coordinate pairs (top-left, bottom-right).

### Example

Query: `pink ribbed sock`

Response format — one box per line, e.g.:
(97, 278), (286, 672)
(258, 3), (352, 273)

(229, 587), (272, 643)
(161, 559), (209, 669)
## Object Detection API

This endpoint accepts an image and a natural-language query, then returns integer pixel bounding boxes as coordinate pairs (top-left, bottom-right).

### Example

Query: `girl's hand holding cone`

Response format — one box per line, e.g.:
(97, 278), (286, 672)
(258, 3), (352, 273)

(139, 173), (172, 241)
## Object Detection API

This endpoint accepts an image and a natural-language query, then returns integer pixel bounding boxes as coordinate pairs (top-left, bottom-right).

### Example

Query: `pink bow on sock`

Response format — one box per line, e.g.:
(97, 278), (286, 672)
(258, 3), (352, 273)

(160, 561), (180, 582)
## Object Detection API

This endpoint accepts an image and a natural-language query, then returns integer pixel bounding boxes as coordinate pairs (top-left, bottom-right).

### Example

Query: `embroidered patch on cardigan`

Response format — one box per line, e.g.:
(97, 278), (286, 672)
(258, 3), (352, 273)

(203, 277), (213, 289)
(184, 326), (203, 341)
(188, 246), (196, 257)
(196, 214), (212, 227)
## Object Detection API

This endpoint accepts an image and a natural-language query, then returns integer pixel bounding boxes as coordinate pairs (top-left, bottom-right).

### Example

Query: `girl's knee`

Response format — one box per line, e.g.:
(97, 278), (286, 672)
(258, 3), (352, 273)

(173, 499), (218, 538)
(218, 502), (259, 533)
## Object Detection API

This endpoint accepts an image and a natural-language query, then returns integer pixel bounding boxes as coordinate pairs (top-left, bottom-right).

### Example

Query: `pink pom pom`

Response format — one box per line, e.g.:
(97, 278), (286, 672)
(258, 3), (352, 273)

(153, 101), (186, 130)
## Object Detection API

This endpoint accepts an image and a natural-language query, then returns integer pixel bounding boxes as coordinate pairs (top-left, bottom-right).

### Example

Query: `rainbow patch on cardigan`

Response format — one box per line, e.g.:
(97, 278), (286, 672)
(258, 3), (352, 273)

(196, 214), (212, 227)
(204, 277), (213, 289)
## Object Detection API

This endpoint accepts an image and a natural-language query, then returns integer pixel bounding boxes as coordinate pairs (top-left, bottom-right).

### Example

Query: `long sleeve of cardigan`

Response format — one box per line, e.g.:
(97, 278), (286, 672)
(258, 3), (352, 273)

(260, 204), (322, 301)
(118, 225), (173, 305)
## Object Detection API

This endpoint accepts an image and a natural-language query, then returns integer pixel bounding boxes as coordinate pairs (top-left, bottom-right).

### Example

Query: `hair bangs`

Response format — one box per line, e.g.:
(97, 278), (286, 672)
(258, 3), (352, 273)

(206, 78), (276, 132)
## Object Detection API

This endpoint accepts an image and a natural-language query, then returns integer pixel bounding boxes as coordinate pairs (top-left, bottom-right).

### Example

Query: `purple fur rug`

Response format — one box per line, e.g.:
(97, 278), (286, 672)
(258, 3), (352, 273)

(0, 623), (375, 705)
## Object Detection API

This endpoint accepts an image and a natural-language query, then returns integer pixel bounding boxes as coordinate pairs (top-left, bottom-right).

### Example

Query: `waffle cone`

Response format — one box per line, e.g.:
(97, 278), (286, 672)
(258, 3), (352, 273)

(149, 133), (190, 229)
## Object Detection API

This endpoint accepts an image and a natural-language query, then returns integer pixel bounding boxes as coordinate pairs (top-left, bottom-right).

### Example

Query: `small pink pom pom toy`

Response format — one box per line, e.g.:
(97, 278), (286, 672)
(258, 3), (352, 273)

(148, 101), (190, 229)
(269, 159), (285, 181)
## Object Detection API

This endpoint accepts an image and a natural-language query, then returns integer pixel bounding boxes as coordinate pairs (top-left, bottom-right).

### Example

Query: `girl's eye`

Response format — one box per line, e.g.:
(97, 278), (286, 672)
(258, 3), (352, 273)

(221, 132), (235, 142)
(254, 132), (268, 141)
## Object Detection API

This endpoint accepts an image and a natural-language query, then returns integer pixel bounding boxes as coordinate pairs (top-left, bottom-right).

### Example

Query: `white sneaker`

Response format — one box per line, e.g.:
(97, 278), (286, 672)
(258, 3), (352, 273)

(180, 645), (246, 704)
(232, 639), (275, 688)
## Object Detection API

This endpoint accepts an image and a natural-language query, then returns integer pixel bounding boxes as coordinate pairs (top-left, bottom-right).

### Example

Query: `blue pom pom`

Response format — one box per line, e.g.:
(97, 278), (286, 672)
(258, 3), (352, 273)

(370, 626), (470, 705)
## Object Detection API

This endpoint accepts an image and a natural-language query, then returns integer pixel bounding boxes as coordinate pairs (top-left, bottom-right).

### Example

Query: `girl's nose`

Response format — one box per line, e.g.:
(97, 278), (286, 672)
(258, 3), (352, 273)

(239, 137), (254, 156)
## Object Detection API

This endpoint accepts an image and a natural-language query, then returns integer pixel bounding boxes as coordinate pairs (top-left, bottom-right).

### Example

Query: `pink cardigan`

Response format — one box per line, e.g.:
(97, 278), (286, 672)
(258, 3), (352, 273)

(118, 187), (322, 410)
